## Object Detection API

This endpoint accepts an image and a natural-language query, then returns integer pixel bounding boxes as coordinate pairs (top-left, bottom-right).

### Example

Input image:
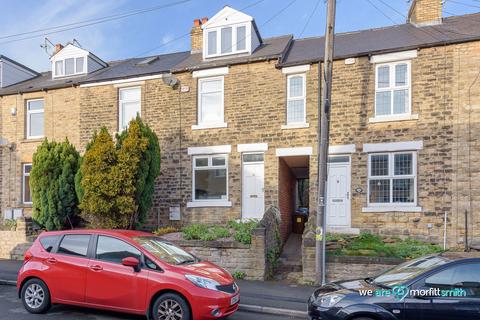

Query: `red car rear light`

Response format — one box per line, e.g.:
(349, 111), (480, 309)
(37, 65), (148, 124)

(24, 250), (33, 262)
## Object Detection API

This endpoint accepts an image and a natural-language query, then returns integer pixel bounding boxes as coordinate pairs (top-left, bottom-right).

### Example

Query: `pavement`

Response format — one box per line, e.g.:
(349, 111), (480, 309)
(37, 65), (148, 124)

(0, 259), (313, 319)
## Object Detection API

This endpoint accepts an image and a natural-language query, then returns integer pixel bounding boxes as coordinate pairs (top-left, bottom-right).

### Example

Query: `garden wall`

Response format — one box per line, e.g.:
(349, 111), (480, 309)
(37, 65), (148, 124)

(0, 218), (36, 260)
(302, 238), (404, 283)
(166, 207), (281, 280)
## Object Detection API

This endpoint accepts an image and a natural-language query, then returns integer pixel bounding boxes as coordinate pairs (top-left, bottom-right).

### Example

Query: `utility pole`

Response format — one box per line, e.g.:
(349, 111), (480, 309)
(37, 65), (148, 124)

(315, 0), (336, 286)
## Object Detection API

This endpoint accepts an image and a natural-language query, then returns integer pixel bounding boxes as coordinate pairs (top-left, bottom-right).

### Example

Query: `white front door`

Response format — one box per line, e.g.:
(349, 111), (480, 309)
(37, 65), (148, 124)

(326, 158), (351, 227)
(242, 154), (265, 220)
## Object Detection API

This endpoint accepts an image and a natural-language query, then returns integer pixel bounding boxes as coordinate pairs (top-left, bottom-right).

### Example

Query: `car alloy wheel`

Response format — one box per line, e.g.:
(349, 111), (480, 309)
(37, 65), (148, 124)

(157, 299), (184, 320)
(24, 283), (45, 309)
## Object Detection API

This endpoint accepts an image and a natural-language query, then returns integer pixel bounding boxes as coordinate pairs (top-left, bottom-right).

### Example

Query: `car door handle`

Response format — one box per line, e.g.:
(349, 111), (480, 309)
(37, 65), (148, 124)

(90, 265), (103, 271)
(46, 257), (57, 264)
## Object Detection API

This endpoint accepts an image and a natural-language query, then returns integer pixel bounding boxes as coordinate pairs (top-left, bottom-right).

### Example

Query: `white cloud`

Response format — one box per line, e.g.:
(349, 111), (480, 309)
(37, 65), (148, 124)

(0, 0), (125, 71)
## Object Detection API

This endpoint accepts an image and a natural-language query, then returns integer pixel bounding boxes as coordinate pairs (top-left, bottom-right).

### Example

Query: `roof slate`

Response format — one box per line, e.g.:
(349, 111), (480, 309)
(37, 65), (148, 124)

(280, 13), (480, 66)
(1, 13), (480, 96)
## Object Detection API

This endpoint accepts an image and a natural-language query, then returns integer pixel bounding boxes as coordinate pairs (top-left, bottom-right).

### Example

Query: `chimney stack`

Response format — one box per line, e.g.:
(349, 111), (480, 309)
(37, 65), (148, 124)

(54, 43), (64, 54)
(408, 0), (443, 26)
(191, 18), (207, 53)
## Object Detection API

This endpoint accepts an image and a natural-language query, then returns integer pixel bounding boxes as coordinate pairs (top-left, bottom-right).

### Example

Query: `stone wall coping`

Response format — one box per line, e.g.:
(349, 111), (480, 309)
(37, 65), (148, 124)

(327, 255), (405, 265)
(169, 239), (251, 249)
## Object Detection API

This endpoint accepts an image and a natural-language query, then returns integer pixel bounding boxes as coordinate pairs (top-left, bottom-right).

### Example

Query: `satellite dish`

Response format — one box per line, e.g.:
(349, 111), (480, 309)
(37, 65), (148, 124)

(162, 75), (178, 88)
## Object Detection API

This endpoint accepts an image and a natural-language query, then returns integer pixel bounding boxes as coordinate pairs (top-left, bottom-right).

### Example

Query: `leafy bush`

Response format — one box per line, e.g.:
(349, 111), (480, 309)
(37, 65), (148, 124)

(31, 139), (80, 230)
(3, 219), (17, 230)
(182, 224), (230, 241)
(330, 232), (443, 259)
(227, 220), (259, 245)
(153, 226), (179, 236)
(116, 116), (161, 226)
(77, 118), (160, 229)
(232, 271), (246, 280)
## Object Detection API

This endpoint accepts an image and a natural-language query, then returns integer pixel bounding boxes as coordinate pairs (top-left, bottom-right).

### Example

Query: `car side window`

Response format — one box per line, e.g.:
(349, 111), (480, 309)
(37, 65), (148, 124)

(145, 257), (161, 271)
(39, 235), (60, 252)
(424, 263), (480, 297)
(57, 235), (90, 257)
(95, 236), (142, 265)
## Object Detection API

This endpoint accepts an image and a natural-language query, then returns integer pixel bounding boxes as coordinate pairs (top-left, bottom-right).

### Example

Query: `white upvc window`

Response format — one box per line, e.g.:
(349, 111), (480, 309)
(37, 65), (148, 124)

(26, 99), (44, 139)
(204, 24), (249, 58)
(374, 61), (411, 118)
(197, 77), (224, 127)
(192, 154), (228, 202)
(286, 74), (306, 125)
(53, 56), (86, 77)
(119, 87), (141, 131)
(367, 152), (417, 207)
(22, 163), (32, 204)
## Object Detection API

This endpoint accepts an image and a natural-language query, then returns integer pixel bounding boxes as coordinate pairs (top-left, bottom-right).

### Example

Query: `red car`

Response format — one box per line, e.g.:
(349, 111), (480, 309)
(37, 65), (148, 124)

(17, 229), (240, 320)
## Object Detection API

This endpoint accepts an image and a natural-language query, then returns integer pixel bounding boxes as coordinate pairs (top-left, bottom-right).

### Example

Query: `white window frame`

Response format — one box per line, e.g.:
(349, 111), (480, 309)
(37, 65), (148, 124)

(286, 73), (307, 126)
(196, 76), (225, 128)
(367, 151), (417, 208)
(52, 56), (87, 78)
(26, 99), (44, 139)
(374, 60), (411, 118)
(188, 154), (231, 207)
(204, 23), (250, 58)
(22, 163), (32, 204)
(118, 86), (141, 131)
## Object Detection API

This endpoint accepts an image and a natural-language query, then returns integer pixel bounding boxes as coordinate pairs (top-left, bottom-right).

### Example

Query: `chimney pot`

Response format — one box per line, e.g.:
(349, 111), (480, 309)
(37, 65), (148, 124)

(201, 17), (208, 24)
(54, 43), (64, 54)
(193, 19), (201, 27)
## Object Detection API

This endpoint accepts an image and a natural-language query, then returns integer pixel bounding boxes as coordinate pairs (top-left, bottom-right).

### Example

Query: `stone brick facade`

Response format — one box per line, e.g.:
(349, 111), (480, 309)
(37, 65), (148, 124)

(0, 87), (80, 216)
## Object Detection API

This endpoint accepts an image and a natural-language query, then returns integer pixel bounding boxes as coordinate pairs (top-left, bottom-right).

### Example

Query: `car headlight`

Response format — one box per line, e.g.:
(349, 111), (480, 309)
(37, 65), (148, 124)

(315, 294), (345, 308)
(185, 274), (220, 291)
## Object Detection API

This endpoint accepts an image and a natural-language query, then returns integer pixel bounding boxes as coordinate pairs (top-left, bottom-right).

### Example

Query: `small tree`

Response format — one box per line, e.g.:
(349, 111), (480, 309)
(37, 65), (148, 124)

(117, 116), (161, 226)
(30, 139), (80, 231)
(79, 122), (150, 229)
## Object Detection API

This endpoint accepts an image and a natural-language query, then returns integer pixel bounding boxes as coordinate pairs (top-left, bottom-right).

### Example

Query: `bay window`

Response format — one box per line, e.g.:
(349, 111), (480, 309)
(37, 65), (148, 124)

(368, 152), (417, 206)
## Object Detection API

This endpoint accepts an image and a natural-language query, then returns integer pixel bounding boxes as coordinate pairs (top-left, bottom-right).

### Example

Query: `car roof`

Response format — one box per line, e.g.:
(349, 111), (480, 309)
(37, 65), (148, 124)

(439, 251), (480, 261)
(38, 229), (152, 239)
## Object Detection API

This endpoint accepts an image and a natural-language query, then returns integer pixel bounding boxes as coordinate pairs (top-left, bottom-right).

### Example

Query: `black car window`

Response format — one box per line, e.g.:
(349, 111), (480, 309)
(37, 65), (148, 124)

(57, 235), (90, 257)
(95, 236), (141, 264)
(39, 235), (60, 252)
(144, 257), (161, 271)
(424, 263), (480, 297)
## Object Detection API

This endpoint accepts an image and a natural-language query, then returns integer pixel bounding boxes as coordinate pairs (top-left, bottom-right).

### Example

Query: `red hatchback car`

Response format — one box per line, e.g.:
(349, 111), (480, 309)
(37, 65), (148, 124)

(17, 229), (240, 320)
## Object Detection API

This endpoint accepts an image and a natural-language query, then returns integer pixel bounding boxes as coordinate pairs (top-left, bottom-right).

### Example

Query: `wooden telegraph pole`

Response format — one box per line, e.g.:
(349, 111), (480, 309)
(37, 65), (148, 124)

(315, 0), (336, 286)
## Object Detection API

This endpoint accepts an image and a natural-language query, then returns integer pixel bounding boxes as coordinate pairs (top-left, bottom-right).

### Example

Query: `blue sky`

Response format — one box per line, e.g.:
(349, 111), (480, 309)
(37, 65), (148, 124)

(0, 0), (479, 71)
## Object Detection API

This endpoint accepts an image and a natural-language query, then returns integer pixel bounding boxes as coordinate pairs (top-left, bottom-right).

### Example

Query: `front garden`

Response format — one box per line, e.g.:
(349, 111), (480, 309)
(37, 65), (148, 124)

(326, 232), (444, 259)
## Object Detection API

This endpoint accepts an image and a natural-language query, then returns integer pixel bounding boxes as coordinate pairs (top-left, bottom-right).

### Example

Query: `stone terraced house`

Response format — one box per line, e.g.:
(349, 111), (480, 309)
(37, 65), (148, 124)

(1, 0), (480, 263)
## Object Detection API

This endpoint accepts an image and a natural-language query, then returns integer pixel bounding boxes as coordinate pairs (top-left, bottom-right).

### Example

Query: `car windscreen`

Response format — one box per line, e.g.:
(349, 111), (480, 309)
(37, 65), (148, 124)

(132, 236), (197, 265)
(373, 255), (449, 287)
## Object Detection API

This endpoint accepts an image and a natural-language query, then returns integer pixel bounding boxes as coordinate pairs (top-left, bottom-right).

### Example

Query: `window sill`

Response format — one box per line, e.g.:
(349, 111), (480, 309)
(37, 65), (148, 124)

(281, 123), (310, 130)
(369, 114), (419, 123)
(187, 201), (232, 208)
(22, 138), (44, 143)
(191, 122), (227, 130)
(362, 206), (422, 213)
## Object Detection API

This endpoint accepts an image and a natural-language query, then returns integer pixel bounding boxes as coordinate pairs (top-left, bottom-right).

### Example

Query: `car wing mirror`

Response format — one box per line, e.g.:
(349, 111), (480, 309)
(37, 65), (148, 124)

(122, 257), (141, 272)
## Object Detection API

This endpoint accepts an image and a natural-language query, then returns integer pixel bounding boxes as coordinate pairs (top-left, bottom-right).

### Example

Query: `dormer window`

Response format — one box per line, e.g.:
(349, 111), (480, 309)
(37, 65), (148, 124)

(205, 24), (249, 58)
(50, 43), (107, 79)
(201, 6), (262, 60)
(54, 56), (86, 77)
